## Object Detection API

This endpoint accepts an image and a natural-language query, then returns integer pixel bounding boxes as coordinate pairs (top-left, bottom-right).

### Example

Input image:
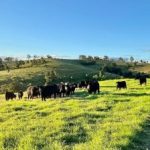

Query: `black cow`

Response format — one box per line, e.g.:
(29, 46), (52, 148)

(116, 81), (127, 90)
(39, 84), (58, 101)
(78, 81), (87, 88)
(27, 86), (40, 99)
(18, 91), (23, 99)
(65, 84), (71, 96)
(5, 92), (16, 100)
(135, 74), (147, 86)
(139, 76), (147, 85)
(57, 83), (66, 97)
(87, 80), (100, 94)
(70, 84), (76, 94)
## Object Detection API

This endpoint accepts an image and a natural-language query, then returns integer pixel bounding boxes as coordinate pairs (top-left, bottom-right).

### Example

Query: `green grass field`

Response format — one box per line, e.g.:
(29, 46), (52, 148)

(0, 79), (150, 150)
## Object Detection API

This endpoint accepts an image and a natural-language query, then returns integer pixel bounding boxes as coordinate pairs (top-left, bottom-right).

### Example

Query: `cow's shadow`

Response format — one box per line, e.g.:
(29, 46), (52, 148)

(113, 92), (150, 97)
(71, 90), (101, 100)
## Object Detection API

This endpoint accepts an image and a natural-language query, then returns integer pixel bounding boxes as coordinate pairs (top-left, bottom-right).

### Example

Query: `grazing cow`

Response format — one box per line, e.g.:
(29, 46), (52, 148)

(78, 81), (87, 88)
(39, 84), (58, 101)
(139, 76), (147, 85)
(87, 80), (100, 94)
(18, 91), (23, 99)
(27, 86), (40, 99)
(70, 84), (76, 94)
(116, 81), (127, 90)
(135, 74), (147, 86)
(65, 83), (71, 96)
(57, 83), (66, 97)
(5, 92), (16, 100)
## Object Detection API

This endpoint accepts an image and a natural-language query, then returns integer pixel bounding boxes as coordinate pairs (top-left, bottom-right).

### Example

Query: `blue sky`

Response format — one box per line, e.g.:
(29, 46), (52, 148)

(0, 0), (150, 60)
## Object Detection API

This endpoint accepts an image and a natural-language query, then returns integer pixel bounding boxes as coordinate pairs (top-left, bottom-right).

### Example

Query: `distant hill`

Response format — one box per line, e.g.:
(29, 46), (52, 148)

(131, 64), (150, 74)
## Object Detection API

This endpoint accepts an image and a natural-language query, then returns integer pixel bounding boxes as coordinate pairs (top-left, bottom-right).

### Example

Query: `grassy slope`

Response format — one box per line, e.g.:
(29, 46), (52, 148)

(0, 58), (149, 88)
(132, 64), (150, 74)
(0, 79), (150, 150)
(0, 59), (99, 86)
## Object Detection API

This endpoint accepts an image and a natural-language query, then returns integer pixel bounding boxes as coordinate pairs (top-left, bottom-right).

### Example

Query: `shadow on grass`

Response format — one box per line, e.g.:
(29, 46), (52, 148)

(120, 116), (150, 150)
(113, 99), (131, 103)
(113, 92), (150, 97)
(61, 111), (109, 145)
(70, 91), (99, 100)
(61, 125), (88, 145)
(71, 90), (110, 101)
(101, 85), (116, 88)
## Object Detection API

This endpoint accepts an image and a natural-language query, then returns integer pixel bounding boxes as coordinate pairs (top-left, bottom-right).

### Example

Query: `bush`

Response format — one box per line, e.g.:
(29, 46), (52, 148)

(79, 60), (96, 66)
(0, 77), (25, 93)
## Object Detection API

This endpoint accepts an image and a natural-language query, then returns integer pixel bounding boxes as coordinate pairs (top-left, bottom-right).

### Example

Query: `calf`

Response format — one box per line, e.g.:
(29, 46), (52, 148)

(18, 91), (23, 99)
(5, 92), (16, 101)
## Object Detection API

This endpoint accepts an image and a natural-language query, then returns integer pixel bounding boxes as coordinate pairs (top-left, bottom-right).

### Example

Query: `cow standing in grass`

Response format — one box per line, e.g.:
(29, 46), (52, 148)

(5, 91), (16, 100)
(18, 91), (23, 99)
(39, 84), (58, 101)
(57, 83), (66, 97)
(135, 74), (147, 86)
(87, 80), (100, 94)
(27, 86), (40, 99)
(139, 76), (147, 86)
(116, 81), (127, 90)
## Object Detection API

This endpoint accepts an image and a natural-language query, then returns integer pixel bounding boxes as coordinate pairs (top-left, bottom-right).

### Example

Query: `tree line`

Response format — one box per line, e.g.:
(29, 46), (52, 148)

(0, 54), (54, 72)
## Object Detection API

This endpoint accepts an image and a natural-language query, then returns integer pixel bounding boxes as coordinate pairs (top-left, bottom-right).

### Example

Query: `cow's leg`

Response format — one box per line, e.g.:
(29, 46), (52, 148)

(54, 93), (56, 99)
(98, 88), (100, 94)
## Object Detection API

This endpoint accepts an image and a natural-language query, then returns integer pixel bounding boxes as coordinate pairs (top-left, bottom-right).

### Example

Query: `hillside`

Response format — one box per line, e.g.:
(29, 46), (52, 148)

(0, 59), (100, 92)
(0, 79), (150, 149)
(132, 64), (150, 74)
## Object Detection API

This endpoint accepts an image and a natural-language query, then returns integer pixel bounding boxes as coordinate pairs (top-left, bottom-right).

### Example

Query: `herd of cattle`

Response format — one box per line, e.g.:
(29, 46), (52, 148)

(5, 76), (147, 101)
(5, 80), (100, 101)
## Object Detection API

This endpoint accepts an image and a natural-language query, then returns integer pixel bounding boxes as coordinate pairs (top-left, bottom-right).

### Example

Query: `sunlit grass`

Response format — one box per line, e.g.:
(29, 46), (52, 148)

(0, 79), (150, 150)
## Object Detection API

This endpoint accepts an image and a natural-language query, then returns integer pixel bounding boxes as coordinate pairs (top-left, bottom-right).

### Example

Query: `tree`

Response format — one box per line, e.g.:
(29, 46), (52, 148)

(27, 54), (31, 61)
(47, 55), (52, 59)
(40, 57), (46, 64)
(0, 57), (4, 70)
(87, 56), (93, 61)
(2, 77), (24, 93)
(4, 57), (14, 62)
(33, 55), (38, 59)
(79, 55), (86, 60)
(130, 56), (134, 63)
(99, 65), (106, 80)
(44, 70), (58, 85)
(14, 59), (20, 69)
(4, 64), (10, 72)
(118, 57), (124, 62)
(140, 60), (143, 63)
(103, 56), (109, 61)
(93, 56), (100, 61)
(93, 74), (98, 80)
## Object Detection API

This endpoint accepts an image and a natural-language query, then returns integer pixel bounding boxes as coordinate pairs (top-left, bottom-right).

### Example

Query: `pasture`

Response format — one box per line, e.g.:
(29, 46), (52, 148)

(0, 79), (150, 150)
